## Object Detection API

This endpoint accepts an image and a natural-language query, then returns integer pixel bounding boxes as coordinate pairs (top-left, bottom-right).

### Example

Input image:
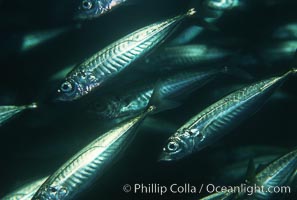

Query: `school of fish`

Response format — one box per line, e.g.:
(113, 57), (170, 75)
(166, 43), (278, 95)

(1, 0), (297, 199)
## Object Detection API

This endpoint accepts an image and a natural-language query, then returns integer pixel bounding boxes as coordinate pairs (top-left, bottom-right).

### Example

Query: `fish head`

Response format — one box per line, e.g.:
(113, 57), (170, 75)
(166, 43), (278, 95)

(32, 184), (68, 200)
(74, 0), (109, 20)
(56, 79), (81, 101)
(159, 129), (196, 161)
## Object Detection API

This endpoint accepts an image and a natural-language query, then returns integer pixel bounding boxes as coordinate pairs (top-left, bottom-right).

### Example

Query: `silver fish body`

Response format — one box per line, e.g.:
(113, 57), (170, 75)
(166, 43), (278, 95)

(259, 40), (297, 64)
(272, 23), (297, 40)
(203, 0), (241, 11)
(159, 69), (296, 161)
(21, 26), (75, 52)
(57, 9), (196, 101)
(169, 25), (203, 46)
(94, 68), (228, 119)
(31, 106), (155, 200)
(0, 103), (37, 127)
(144, 44), (233, 71)
(197, 0), (243, 22)
(75, 0), (127, 20)
(98, 86), (153, 119)
(1, 177), (47, 200)
(251, 149), (297, 199)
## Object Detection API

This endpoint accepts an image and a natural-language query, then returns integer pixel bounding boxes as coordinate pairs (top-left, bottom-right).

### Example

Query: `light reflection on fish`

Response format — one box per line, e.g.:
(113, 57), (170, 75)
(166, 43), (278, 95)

(0, 103), (37, 127)
(31, 105), (157, 200)
(169, 0), (242, 46)
(57, 9), (196, 101)
(246, 149), (297, 199)
(159, 69), (296, 161)
(144, 44), (233, 71)
(273, 23), (297, 40)
(259, 40), (297, 64)
(169, 25), (204, 46)
(74, 0), (128, 20)
(203, 0), (241, 11)
(1, 177), (47, 200)
(92, 67), (232, 119)
(20, 26), (78, 52)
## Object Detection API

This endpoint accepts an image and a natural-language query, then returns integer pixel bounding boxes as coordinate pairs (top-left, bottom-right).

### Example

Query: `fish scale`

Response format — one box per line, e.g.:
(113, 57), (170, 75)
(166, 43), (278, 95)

(160, 69), (296, 161)
(144, 44), (233, 71)
(32, 108), (153, 200)
(57, 9), (195, 101)
(242, 149), (297, 199)
(185, 76), (285, 129)
(256, 150), (297, 186)
(94, 68), (227, 119)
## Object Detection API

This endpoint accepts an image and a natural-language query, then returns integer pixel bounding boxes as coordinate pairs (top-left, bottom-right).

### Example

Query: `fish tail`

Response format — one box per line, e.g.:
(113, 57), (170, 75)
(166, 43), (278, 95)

(145, 82), (162, 114)
(186, 7), (219, 31)
(146, 81), (180, 115)
(26, 102), (38, 109)
(281, 68), (297, 78)
(186, 8), (197, 17)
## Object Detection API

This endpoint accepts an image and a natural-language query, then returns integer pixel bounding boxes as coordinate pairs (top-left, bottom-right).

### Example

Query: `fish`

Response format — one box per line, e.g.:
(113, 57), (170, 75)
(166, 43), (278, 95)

(20, 26), (78, 52)
(1, 177), (48, 200)
(258, 40), (297, 65)
(244, 149), (297, 199)
(202, 0), (242, 11)
(0, 26), (78, 59)
(272, 23), (297, 40)
(159, 68), (297, 161)
(144, 44), (233, 71)
(91, 67), (234, 119)
(74, 0), (128, 20)
(169, 25), (204, 46)
(0, 103), (37, 127)
(31, 96), (159, 199)
(191, 0), (244, 23)
(57, 8), (197, 101)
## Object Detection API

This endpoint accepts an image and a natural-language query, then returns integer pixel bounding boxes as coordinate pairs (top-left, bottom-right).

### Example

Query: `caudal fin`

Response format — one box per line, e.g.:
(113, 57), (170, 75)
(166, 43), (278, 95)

(245, 159), (256, 184)
(146, 81), (181, 115)
(186, 8), (197, 17)
(26, 102), (38, 109)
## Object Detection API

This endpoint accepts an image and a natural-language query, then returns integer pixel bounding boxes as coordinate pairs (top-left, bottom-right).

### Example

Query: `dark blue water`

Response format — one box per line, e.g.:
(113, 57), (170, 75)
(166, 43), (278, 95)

(0, 0), (297, 199)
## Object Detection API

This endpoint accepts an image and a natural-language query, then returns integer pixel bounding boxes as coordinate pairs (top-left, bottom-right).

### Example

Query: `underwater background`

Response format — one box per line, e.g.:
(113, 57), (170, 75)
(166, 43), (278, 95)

(0, 0), (297, 199)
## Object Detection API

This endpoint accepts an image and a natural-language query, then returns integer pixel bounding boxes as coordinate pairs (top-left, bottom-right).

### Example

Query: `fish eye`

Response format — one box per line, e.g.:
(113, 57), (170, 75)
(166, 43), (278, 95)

(82, 0), (93, 10)
(60, 81), (73, 93)
(50, 187), (57, 193)
(167, 141), (180, 152)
